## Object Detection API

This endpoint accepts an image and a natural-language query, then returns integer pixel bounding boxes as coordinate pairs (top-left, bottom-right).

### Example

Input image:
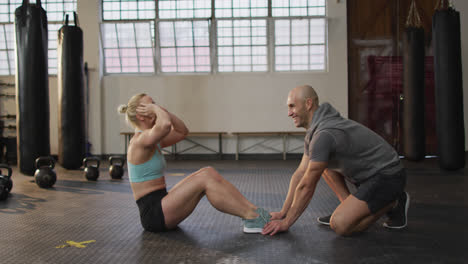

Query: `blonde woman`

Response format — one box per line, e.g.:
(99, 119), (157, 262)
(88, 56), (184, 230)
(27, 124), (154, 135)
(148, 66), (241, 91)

(118, 93), (270, 233)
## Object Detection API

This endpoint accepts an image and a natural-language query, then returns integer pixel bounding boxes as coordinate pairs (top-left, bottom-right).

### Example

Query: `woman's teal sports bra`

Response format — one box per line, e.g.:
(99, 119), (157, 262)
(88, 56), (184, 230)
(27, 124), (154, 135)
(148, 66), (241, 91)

(127, 144), (166, 183)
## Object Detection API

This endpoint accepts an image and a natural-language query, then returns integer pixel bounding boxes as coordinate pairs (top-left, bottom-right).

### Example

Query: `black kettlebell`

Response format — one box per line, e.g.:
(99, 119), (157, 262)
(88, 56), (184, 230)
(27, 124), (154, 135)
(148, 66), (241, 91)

(0, 164), (13, 201)
(109, 156), (125, 180)
(83, 157), (100, 181)
(34, 156), (57, 188)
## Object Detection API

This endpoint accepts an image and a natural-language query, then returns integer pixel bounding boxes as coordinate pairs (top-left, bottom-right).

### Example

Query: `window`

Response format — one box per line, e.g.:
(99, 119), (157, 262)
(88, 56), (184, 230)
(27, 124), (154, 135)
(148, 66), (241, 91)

(157, 0), (211, 73)
(101, 0), (327, 74)
(0, 0), (77, 76)
(159, 21), (210, 73)
(274, 18), (326, 71)
(102, 22), (155, 73)
(159, 0), (211, 19)
(0, 0), (22, 76)
(272, 0), (326, 16)
(0, 24), (15, 75)
(273, 0), (326, 71)
(217, 20), (267, 72)
(216, 0), (268, 72)
(103, 0), (155, 20)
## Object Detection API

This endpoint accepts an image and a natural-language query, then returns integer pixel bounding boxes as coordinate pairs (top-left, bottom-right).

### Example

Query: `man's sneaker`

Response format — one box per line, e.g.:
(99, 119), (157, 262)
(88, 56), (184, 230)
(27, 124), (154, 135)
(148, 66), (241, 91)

(317, 215), (331, 226)
(243, 208), (271, 233)
(383, 192), (410, 229)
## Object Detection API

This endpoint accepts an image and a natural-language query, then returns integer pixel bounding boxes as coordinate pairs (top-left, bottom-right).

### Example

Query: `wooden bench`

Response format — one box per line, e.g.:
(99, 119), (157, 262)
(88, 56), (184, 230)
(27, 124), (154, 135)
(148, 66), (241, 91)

(120, 132), (227, 159)
(232, 131), (305, 160)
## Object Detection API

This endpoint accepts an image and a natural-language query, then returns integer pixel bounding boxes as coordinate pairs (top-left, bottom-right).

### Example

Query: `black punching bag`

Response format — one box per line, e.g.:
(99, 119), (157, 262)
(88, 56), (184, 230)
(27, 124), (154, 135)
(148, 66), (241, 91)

(433, 6), (465, 170)
(402, 23), (425, 160)
(15, 0), (50, 176)
(58, 13), (85, 169)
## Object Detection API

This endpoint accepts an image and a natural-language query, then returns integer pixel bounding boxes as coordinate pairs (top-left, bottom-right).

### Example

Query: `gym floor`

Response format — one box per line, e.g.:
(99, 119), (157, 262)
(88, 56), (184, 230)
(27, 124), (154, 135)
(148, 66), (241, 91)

(1, 158), (467, 264)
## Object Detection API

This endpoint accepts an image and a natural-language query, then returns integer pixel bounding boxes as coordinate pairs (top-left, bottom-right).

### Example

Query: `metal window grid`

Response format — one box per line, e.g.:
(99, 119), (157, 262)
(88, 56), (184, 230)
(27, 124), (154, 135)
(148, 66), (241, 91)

(274, 18), (327, 72)
(216, 18), (268, 72)
(100, 0), (327, 75)
(157, 19), (211, 73)
(272, 0), (326, 17)
(101, 21), (155, 74)
(103, 0), (156, 21)
(0, 24), (15, 75)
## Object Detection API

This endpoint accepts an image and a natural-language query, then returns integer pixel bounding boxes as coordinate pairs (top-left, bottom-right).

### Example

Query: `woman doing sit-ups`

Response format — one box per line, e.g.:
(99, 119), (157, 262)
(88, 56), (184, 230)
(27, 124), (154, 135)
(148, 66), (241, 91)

(118, 93), (270, 233)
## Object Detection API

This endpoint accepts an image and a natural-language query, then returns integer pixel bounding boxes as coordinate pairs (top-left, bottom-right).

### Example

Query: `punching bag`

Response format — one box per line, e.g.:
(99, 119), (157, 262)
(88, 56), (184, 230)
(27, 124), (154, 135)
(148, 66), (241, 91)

(58, 13), (85, 169)
(402, 1), (425, 161)
(15, 0), (50, 176)
(433, 5), (465, 170)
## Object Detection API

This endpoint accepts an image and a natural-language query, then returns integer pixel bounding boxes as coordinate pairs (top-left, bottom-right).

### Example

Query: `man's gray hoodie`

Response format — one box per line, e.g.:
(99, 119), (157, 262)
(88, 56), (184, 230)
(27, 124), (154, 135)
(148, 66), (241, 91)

(305, 103), (403, 184)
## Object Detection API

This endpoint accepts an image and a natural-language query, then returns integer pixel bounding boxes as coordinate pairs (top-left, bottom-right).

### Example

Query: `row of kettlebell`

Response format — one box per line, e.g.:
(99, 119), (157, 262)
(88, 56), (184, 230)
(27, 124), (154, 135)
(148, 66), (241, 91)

(0, 156), (126, 200)
(0, 159), (56, 200)
(83, 156), (125, 181)
(34, 155), (126, 188)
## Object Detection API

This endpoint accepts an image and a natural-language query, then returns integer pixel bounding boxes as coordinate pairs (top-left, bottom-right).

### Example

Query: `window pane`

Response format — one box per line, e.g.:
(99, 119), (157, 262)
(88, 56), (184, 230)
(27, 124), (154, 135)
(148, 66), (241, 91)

(103, 0), (155, 20)
(43, 0), (77, 22)
(217, 19), (267, 72)
(159, 21), (210, 73)
(274, 19), (326, 71)
(0, 0), (22, 23)
(291, 20), (308, 45)
(159, 0), (211, 19)
(272, 0), (325, 17)
(215, 0), (267, 18)
(275, 20), (290, 45)
(48, 23), (62, 75)
(101, 22), (155, 74)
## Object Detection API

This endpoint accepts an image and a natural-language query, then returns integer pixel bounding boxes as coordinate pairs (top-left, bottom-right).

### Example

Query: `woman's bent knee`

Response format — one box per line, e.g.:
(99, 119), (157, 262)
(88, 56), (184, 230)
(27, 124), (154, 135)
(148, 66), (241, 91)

(197, 166), (222, 182)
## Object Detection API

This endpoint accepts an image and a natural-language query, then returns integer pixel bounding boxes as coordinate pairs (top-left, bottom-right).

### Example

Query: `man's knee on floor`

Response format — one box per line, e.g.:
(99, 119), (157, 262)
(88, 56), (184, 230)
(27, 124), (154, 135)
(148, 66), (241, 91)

(330, 214), (354, 236)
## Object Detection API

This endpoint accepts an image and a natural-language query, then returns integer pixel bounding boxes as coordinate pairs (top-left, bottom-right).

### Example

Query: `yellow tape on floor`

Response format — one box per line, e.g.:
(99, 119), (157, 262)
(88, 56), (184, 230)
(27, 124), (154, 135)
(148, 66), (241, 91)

(56, 240), (96, 249)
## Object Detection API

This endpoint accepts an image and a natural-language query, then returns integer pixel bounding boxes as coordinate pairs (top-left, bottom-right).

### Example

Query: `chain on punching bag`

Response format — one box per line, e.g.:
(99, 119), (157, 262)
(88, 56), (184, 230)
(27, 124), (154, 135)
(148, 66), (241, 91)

(58, 12), (85, 169)
(15, 0), (50, 176)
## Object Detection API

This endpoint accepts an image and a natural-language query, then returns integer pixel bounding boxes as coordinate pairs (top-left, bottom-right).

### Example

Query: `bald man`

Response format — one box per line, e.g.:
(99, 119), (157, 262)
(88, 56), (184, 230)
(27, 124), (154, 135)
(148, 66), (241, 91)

(262, 85), (409, 236)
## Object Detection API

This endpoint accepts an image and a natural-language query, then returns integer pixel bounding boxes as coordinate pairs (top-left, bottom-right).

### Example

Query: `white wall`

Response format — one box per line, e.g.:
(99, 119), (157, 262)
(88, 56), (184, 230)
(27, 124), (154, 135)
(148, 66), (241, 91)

(4, 0), (468, 156)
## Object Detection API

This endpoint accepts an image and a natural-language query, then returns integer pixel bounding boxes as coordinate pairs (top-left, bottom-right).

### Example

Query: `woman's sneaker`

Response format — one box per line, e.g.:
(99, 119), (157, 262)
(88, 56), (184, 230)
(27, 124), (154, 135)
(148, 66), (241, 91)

(243, 208), (271, 233)
(383, 192), (410, 229)
(317, 215), (331, 226)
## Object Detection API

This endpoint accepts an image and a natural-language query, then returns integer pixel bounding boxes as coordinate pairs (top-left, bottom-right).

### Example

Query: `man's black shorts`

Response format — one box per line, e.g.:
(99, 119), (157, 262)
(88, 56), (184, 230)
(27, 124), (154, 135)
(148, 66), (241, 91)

(353, 169), (406, 214)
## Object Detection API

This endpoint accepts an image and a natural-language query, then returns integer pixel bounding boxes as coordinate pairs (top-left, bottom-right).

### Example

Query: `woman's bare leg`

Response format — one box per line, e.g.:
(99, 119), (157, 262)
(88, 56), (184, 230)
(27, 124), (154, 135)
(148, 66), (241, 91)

(161, 167), (259, 229)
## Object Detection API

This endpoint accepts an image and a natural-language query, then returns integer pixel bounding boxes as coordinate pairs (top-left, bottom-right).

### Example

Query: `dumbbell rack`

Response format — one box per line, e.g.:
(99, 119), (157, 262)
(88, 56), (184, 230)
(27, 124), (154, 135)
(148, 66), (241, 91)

(0, 82), (17, 165)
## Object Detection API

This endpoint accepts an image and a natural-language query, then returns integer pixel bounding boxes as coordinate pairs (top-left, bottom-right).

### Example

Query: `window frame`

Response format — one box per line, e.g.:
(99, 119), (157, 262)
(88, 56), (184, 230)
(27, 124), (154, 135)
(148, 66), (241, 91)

(100, 0), (328, 76)
(100, 20), (156, 75)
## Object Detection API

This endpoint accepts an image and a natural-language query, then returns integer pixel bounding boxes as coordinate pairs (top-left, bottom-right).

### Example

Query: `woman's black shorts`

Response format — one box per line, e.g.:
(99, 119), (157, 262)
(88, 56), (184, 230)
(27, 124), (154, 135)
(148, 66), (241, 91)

(136, 189), (168, 232)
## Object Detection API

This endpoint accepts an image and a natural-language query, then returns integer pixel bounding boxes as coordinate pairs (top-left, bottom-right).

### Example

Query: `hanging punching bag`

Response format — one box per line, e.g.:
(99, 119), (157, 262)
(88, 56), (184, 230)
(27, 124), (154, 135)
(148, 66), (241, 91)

(15, 0), (50, 176)
(433, 5), (465, 170)
(58, 13), (85, 169)
(402, 1), (425, 161)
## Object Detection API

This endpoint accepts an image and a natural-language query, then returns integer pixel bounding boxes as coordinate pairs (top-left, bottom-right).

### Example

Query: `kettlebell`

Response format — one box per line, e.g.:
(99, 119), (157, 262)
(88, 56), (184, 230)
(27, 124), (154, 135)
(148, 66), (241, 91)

(109, 156), (125, 180)
(34, 156), (57, 188)
(83, 157), (100, 181)
(0, 164), (13, 201)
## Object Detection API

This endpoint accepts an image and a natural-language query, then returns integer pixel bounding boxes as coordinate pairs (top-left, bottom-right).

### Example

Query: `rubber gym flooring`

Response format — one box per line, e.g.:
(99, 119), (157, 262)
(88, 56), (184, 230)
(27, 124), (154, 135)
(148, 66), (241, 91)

(1, 158), (467, 264)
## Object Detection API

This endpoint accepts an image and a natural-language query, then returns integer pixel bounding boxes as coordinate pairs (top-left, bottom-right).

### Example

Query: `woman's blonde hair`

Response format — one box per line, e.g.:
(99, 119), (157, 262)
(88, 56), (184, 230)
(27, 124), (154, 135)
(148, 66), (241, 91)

(118, 93), (147, 128)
